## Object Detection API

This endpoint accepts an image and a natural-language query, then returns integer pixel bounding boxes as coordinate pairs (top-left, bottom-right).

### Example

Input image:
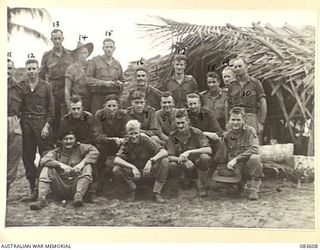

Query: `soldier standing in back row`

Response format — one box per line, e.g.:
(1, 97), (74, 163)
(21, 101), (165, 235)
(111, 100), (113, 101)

(85, 38), (124, 115)
(39, 29), (74, 136)
(161, 54), (198, 108)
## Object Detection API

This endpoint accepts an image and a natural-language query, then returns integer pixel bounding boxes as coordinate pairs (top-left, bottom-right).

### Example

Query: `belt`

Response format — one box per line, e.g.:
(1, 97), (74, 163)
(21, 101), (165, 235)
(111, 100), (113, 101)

(22, 114), (46, 119)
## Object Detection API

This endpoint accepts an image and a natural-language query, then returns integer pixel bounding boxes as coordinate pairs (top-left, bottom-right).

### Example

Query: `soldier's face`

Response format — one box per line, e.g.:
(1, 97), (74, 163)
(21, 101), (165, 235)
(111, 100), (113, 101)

(229, 113), (245, 131)
(136, 70), (148, 87)
(26, 62), (39, 80)
(207, 77), (220, 92)
(187, 97), (201, 114)
(222, 69), (236, 86)
(104, 100), (119, 117)
(173, 60), (186, 74)
(62, 134), (76, 149)
(127, 128), (140, 144)
(234, 59), (247, 77)
(78, 47), (89, 62)
(51, 32), (64, 49)
(69, 101), (83, 119)
(131, 98), (145, 114)
(103, 41), (115, 57)
(7, 61), (14, 78)
(161, 96), (174, 112)
(175, 117), (189, 133)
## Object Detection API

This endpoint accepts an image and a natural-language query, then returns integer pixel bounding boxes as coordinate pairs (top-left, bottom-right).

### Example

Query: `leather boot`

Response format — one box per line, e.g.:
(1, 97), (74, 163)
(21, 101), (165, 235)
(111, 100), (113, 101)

(29, 181), (51, 210)
(248, 179), (262, 200)
(153, 181), (166, 203)
(73, 178), (90, 207)
(197, 169), (209, 197)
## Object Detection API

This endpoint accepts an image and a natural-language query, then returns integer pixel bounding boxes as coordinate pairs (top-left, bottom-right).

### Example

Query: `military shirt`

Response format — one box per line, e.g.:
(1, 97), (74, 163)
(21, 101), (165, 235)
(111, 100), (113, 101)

(161, 75), (198, 108)
(227, 76), (266, 113)
(59, 111), (94, 144)
(93, 109), (130, 144)
(39, 47), (74, 99)
(8, 77), (22, 117)
(155, 109), (177, 137)
(127, 106), (162, 138)
(214, 125), (259, 163)
(167, 126), (209, 156)
(116, 134), (163, 169)
(19, 78), (55, 125)
(40, 143), (99, 179)
(187, 107), (222, 135)
(65, 61), (91, 99)
(200, 88), (227, 128)
(86, 55), (124, 94)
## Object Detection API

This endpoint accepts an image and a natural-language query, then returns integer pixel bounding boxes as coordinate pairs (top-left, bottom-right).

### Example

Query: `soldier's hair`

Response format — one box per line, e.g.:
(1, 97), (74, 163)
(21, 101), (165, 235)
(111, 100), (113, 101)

(51, 29), (63, 36)
(7, 58), (14, 67)
(25, 59), (39, 66)
(70, 95), (83, 104)
(104, 94), (119, 104)
(125, 119), (141, 131)
(186, 93), (201, 101)
(161, 91), (173, 98)
(222, 66), (235, 75)
(103, 38), (115, 46)
(130, 90), (145, 101)
(175, 108), (189, 119)
(173, 54), (187, 62)
(135, 65), (148, 75)
(207, 71), (220, 81)
(234, 56), (247, 65)
(229, 106), (246, 118)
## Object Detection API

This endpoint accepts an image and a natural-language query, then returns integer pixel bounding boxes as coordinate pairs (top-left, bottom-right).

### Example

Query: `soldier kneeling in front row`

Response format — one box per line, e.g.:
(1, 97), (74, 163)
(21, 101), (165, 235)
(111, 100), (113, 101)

(30, 130), (99, 210)
(214, 107), (264, 200)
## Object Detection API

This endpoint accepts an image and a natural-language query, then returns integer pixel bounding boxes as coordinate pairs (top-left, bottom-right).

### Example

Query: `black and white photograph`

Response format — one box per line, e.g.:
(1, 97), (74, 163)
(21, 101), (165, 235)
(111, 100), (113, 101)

(4, 5), (316, 231)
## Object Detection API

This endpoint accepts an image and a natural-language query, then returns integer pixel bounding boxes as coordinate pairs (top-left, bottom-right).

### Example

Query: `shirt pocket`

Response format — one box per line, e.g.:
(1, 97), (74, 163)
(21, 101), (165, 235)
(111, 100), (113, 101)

(33, 87), (47, 106)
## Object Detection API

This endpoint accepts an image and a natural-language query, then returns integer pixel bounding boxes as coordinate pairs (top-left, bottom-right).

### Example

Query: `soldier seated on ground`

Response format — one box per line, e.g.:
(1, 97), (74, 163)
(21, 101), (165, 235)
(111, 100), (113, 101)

(113, 120), (169, 203)
(30, 130), (99, 210)
(214, 107), (264, 200)
(167, 109), (212, 197)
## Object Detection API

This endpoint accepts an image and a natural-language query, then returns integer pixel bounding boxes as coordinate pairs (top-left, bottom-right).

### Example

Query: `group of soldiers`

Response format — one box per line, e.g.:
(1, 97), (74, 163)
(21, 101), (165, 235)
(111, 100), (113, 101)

(7, 28), (267, 211)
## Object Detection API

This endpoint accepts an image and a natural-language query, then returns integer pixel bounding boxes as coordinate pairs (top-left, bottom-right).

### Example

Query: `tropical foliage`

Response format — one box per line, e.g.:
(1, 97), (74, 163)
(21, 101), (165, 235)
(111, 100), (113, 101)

(7, 7), (52, 44)
(131, 16), (314, 148)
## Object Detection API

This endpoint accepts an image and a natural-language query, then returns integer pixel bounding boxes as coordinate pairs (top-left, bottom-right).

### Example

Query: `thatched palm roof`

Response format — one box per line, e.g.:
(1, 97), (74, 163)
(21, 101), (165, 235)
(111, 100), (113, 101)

(132, 16), (314, 142)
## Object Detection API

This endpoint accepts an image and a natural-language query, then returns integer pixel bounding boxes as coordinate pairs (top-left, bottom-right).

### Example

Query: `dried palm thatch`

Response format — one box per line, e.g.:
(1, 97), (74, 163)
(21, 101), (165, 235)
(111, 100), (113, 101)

(133, 16), (314, 146)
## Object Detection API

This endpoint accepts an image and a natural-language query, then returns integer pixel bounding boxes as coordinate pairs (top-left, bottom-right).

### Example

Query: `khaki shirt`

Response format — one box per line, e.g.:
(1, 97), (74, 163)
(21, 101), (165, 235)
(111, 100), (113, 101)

(161, 75), (198, 108)
(214, 125), (259, 163)
(155, 109), (177, 137)
(228, 76), (266, 113)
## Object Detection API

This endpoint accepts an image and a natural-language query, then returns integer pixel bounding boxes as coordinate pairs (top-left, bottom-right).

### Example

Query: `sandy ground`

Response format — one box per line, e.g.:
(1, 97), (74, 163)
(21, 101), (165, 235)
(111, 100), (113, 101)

(6, 162), (315, 228)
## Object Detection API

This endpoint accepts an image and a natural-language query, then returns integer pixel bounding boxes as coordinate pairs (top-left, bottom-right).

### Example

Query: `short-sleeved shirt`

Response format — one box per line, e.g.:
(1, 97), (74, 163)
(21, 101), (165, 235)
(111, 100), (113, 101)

(59, 111), (94, 144)
(187, 107), (222, 135)
(214, 125), (259, 163)
(161, 75), (198, 108)
(65, 61), (91, 99)
(127, 106), (162, 138)
(167, 126), (209, 156)
(155, 109), (177, 136)
(127, 85), (162, 110)
(20, 78), (55, 125)
(39, 47), (74, 99)
(8, 77), (22, 117)
(228, 76), (266, 113)
(86, 55), (123, 94)
(200, 88), (227, 128)
(116, 134), (163, 169)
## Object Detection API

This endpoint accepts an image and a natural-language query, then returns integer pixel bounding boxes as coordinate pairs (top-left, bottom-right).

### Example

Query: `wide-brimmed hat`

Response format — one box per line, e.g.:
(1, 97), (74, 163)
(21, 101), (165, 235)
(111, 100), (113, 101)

(212, 164), (242, 183)
(71, 41), (94, 59)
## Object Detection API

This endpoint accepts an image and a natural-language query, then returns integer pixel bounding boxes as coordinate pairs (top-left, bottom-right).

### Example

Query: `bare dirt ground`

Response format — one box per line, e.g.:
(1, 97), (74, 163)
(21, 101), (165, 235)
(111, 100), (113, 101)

(6, 162), (315, 228)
